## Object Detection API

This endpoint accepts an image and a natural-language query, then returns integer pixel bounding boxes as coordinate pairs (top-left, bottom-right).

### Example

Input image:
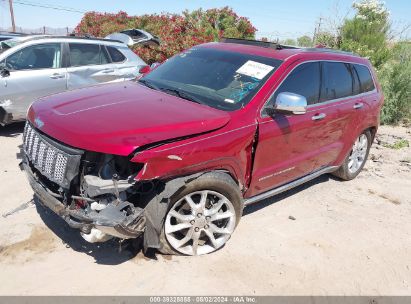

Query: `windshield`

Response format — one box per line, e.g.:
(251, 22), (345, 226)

(0, 38), (24, 54)
(139, 47), (282, 111)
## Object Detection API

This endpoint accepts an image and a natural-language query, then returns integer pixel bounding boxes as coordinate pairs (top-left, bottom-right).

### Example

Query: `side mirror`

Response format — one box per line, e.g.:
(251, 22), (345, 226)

(139, 65), (151, 74)
(0, 65), (10, 78)
(274, 92), (307, 115)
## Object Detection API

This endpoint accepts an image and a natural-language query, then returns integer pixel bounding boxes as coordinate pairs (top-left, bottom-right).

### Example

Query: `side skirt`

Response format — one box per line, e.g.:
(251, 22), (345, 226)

(243, 166), (339, 206)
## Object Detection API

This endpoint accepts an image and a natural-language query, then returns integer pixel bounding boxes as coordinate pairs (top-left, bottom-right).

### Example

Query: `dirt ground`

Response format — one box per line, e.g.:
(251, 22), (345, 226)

(0, 122), (410, 296)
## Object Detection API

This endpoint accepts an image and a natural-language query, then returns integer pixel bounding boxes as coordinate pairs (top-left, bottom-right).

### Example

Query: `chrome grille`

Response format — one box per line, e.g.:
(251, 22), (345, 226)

(23, 122), (83, 188)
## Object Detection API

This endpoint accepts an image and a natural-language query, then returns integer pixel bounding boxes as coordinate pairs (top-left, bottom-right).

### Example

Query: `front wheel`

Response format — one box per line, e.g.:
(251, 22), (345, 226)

(333, 130), (372, 180)
(158, 172), (243, 256)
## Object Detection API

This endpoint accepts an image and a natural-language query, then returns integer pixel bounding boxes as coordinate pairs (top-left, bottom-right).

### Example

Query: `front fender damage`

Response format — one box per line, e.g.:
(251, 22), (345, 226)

(82, 172), (204, 250)
(142, 172), (203, 250)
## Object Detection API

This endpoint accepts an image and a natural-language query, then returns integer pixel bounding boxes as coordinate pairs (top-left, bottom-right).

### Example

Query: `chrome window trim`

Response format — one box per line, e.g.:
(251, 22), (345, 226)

(260, 59), (377, 118)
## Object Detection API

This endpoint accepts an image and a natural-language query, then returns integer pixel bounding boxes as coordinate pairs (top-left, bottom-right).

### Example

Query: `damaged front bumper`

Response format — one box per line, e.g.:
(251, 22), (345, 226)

(20, 160), (146, 242)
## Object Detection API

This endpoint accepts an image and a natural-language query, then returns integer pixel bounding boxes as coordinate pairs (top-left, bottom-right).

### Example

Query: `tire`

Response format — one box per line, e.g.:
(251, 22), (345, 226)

(333, 130), (372, 181)
(158, 171), (243, 256)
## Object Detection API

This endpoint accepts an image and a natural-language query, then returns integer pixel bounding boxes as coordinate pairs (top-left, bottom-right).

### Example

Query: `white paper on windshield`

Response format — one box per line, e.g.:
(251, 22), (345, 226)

(236, 60), (274, 80)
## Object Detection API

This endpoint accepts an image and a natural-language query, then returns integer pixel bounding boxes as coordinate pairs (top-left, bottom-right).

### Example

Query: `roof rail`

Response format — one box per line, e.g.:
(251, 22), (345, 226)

(11, 35), (124, 44)
(220, 37), (299, 50)
(302, 47), (359, 57)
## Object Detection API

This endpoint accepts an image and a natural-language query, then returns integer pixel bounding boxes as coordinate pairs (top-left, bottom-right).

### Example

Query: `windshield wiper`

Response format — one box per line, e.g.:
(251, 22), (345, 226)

(138, 79), (160, 91)
(160, 88), (203, 105)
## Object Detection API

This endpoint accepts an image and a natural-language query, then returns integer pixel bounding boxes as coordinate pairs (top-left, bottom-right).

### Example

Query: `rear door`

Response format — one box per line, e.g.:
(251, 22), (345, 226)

(352, 63), (377, 117)
(106, 45), (145, 80)
(66, 43), (122, 90)
(0, 42), (66, 121)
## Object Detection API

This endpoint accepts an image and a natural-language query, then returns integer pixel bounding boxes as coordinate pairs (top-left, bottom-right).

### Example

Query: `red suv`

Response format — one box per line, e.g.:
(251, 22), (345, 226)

(21, 39), (383, 256)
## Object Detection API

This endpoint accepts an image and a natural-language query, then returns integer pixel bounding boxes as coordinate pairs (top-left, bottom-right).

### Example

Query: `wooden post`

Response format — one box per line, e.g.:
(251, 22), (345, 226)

(9, 0), (16, 32)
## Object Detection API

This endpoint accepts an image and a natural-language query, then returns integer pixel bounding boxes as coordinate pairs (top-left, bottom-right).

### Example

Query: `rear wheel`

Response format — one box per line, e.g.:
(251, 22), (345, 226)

(333, 130), (371, 180)
(158, 172), (243, 256)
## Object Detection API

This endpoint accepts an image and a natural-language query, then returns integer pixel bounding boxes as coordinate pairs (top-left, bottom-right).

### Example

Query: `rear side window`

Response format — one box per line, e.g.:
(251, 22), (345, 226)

(323, 62), (353, 100)
(271, 62), (321, 105)
(354, 64), (375, 93)
(107, 46), (126, 63)
(69, 43), (110, 66)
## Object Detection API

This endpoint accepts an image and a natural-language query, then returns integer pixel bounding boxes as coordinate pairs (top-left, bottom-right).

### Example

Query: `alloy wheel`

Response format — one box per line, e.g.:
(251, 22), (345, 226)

(348, 134), (368, 174)
(164, 190), (236, 255)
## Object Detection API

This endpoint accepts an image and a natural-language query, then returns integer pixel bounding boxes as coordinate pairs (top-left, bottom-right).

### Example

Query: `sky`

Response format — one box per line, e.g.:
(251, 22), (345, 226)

(0, 0), (410, 39)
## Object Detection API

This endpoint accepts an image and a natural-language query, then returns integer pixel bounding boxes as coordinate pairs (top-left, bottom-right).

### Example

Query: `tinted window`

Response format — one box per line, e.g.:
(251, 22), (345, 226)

(69, 43), (109, 66)
(323, 62), (353, 100)
(354, 64), (375, 93)
(107, 46), (126, 63)
(5, 43), (61, 70)
(270, 62), (321, 106)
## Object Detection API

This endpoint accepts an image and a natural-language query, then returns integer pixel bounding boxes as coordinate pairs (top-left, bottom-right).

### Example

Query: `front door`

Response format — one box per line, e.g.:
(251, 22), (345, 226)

(248, 61), (324, 197)
(1, 43), (66, 121)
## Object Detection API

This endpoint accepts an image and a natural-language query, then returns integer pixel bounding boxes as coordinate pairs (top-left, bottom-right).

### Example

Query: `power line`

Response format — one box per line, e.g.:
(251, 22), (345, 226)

(13, 0), (86, 13)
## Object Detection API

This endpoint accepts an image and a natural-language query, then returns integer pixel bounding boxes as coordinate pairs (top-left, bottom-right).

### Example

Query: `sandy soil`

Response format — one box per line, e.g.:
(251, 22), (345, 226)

(0, 123), (410, 296)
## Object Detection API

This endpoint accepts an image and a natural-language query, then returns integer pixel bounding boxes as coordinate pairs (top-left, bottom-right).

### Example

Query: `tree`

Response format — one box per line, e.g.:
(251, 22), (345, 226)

(314, 31), (339, 48)
(75, 8), (256, 63)
(340, 0), (390, 68)
(312, 0), (410, 124)
(183, 7), (256, 41)
(379, 42), (411, 124)
(282, 38), (297, 46)
(297, 35), (313, 47)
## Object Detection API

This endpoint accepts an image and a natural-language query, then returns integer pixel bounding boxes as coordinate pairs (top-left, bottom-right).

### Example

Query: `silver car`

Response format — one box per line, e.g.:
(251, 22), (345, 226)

(0, 35), (147, 125)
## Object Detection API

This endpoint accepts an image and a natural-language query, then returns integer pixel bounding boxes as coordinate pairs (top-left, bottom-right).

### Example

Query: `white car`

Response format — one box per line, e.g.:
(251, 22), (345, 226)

(0, 35), (147, 125)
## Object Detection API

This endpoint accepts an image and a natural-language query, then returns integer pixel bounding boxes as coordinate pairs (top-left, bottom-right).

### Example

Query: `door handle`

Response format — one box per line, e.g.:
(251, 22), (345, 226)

(102, 69), (115, 73)
(353, 102), (364, 109)
(312, 113), (326, 121)
(50, 73), (65, 79)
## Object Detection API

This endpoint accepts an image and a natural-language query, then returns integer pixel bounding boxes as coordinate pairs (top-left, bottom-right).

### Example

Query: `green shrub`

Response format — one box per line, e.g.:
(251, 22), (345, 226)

(379, 42), (411, 125)
(75, 8), (256, 64)
(382, 138), (410, 149)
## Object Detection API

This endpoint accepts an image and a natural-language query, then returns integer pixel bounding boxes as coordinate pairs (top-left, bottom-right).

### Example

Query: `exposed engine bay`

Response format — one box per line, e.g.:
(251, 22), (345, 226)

(22, 142), (199, 250)
(21, 121), (206, 251)
(72, 153), (147, 242)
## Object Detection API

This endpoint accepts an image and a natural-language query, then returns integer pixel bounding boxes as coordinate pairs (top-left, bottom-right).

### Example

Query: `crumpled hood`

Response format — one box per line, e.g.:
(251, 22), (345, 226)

(28, 82), (230, 156)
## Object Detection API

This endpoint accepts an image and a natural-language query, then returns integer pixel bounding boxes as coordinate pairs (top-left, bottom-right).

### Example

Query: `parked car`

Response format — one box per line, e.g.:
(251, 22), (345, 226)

(0, 35), (147, 125)
(0, 32), (25, 42)
(106, 29), (160, 47)
(21, 38), (383, 256)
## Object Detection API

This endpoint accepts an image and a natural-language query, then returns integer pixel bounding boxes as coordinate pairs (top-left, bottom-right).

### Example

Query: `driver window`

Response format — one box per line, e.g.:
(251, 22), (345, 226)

(5, 43), (62, 71)
(267, 62), (321, 108)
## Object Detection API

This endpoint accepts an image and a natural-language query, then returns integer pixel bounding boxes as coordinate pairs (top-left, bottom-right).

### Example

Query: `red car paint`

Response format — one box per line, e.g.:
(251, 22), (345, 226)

(27, 42), (383, 199)
(28, 82), (230, 156)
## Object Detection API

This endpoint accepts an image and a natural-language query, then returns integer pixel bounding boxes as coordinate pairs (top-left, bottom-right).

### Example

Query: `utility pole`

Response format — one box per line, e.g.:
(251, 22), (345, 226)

(8, 0), (16, 32)
(313, 17), (323, 43)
